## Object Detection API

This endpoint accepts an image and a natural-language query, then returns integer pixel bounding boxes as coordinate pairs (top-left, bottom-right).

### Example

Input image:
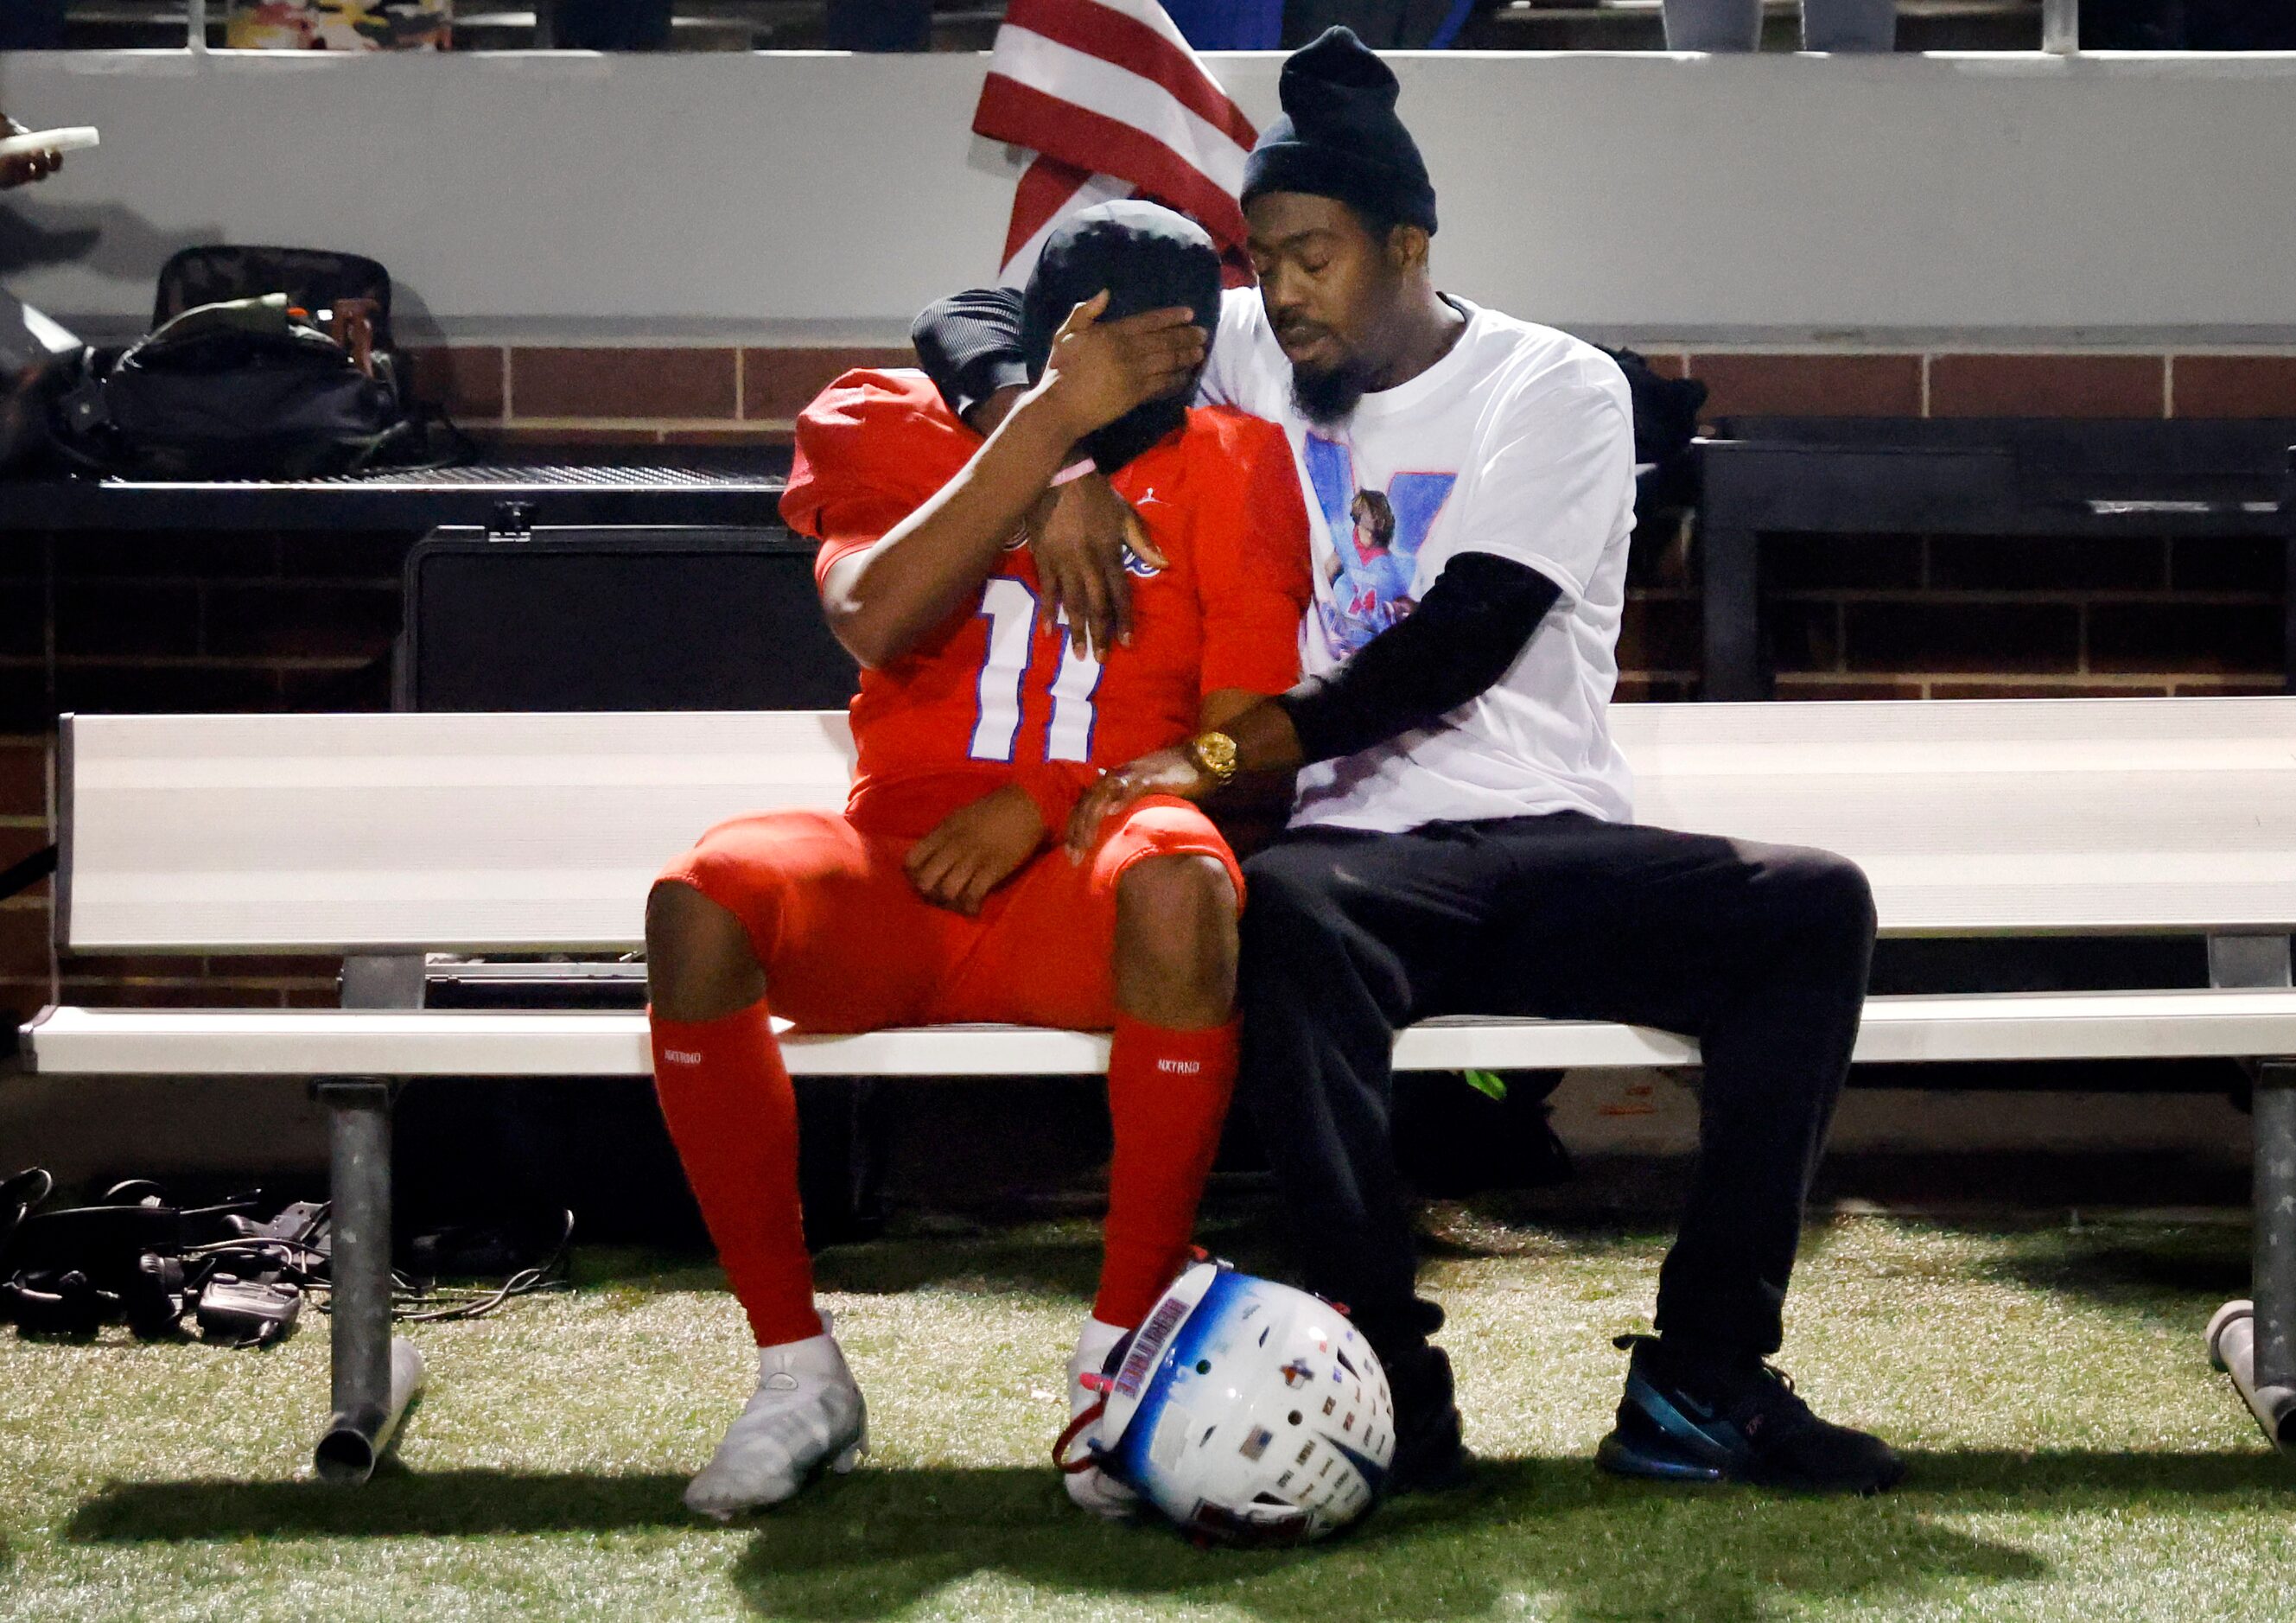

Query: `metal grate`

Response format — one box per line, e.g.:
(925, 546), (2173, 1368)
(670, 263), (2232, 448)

(305, 462), (781, 490)
(105, 462), (785, 492)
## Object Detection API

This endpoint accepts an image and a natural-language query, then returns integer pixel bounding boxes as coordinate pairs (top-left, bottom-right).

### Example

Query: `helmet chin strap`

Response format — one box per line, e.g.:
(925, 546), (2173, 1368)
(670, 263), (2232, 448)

(1053, 1384), (1113, 1474)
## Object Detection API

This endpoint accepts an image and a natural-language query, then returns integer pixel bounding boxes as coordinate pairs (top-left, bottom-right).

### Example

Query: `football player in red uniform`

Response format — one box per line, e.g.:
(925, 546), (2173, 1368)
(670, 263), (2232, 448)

(645, 203), (1311, 1520)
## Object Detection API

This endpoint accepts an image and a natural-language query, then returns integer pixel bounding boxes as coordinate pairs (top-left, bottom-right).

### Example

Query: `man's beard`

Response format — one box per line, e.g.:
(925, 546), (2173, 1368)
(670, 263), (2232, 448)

(1292, 353), (1377, 426)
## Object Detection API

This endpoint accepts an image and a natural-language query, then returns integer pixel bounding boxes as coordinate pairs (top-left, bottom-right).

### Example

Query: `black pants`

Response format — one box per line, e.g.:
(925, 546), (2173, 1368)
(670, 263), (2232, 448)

(1239, 812), (1875, 1359)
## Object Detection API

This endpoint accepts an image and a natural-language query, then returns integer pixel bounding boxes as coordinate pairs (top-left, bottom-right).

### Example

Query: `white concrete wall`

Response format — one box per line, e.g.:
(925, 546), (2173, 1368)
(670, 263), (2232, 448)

(2, 48), (2293, 345)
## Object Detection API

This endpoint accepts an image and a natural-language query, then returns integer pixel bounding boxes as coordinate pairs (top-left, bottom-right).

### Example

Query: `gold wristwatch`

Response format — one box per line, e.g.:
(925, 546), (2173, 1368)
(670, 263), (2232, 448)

(1186, 729), (1241, 789)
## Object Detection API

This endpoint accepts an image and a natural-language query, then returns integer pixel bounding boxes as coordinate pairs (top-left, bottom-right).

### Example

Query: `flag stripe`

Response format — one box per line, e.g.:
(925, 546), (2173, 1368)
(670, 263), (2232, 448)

(979, 29), (1249, 198)
(976, 0), (1259, 287)
(1001, 157), (1134, 282)
(1004, 156), (1093, 270)
(977, 74), (1247, 255)
(1017, 0), (1195, 53)
(1000, 0), (1257, 153)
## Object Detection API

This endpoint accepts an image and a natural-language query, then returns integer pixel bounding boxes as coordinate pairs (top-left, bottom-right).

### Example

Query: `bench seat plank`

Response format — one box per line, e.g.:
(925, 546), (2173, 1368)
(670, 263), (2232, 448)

(22, 989), (2296, 1079)
(57, 699), (2296, 952)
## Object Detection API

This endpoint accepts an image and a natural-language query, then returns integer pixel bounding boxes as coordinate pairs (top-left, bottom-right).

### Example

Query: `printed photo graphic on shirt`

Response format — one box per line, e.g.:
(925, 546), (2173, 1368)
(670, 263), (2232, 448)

(1302, 436), (1456, 657)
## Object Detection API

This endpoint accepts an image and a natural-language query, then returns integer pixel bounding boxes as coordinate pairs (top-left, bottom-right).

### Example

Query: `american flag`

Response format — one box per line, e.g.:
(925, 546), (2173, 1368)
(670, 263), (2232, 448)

(973, 0), (1260, 288)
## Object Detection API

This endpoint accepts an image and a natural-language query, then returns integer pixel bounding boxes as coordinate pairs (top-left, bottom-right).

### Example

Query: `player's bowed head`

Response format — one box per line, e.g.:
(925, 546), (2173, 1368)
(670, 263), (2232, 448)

(817, 205), (1215, 675)
(1014, 200), (1226, 657)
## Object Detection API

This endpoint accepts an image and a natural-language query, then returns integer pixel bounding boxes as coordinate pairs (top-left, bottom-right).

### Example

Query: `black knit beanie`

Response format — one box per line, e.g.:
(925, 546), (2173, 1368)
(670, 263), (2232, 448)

(1240, 26), (1437, 235)
(1021, 200), (1223, 473)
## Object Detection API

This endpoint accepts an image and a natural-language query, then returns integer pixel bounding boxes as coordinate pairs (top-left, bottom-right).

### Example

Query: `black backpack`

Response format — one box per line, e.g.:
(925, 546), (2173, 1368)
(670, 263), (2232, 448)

(55, 245), (467, 480)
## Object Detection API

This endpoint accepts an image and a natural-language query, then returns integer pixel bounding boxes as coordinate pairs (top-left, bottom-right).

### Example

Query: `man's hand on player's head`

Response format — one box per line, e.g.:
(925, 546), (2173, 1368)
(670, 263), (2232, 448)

(1027, 473), (1168, 659)
(905, 784), (1049, 915)
(1065, 746), (1211, 862)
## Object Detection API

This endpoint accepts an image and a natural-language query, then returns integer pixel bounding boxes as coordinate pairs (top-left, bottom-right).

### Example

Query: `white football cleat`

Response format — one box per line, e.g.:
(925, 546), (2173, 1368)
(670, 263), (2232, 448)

(684, 1318), (867, 1521)
(1064, 1316), (1140, 1518)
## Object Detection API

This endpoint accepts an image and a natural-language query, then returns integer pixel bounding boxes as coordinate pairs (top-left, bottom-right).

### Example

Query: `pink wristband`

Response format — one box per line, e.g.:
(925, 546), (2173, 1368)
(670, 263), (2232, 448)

(1049, 457), (1097, 487)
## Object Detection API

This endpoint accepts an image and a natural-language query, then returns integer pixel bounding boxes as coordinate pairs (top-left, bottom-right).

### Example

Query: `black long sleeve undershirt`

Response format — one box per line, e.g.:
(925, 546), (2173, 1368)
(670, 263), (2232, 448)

(911, 287), (1031, 425)
(1277, 552), (1563, 767)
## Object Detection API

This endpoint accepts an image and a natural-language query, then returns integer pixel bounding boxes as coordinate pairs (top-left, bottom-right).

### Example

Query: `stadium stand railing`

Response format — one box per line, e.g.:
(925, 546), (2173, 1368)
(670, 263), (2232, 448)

(54, 1), (1008, 51)
(52, 0), (2049, 53)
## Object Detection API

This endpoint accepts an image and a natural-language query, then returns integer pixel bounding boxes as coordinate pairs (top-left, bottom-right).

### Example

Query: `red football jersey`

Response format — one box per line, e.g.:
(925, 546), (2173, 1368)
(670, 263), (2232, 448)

(780, 369), (1312, 838)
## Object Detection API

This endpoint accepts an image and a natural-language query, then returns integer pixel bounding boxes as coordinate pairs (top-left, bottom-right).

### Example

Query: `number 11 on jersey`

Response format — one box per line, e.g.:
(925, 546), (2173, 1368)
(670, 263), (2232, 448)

(969, 577), (1102, 764)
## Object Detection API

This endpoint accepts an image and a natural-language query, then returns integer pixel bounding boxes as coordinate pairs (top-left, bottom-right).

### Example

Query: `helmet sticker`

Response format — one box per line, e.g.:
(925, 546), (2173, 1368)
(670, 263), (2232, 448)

(1116, 1291), (1193, 1399)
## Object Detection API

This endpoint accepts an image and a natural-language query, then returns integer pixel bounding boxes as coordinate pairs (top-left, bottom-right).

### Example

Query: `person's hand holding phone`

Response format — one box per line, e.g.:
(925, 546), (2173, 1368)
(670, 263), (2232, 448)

(0, 118), (66, 191)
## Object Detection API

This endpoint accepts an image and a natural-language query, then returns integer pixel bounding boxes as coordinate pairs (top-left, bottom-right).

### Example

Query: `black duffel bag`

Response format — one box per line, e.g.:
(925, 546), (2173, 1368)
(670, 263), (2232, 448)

(53, 244), (466, 480)
(59, 292), (411, 480)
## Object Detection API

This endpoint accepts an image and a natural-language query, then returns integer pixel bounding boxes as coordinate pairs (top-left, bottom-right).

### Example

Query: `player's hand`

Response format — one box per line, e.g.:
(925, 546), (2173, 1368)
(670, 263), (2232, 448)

(1065, 746), (1210, 862)
(1027, 473), (1168, 658)
(905, 784), (1048, 915)
(1030, 291), (1208, 446)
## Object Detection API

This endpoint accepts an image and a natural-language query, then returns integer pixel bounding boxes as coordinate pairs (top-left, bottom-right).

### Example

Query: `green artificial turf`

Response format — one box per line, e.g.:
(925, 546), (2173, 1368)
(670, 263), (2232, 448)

(3, 1211), (2292, 1622)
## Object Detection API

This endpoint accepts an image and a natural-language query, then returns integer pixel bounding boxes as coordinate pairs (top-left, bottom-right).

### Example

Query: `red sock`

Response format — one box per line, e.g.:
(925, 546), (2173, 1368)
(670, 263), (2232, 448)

(650, 1000), (822, 1348)
(1097, 1015), (1241, 1327)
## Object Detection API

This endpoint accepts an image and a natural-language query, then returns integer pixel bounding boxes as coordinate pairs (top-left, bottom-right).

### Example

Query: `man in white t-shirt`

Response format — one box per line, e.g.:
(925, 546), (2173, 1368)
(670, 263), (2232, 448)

(913, 27), (1898, 1499)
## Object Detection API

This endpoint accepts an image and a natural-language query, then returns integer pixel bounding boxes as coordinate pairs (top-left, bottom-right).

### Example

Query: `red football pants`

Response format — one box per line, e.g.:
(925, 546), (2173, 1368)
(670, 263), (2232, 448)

(652, 799), (1244, 1343)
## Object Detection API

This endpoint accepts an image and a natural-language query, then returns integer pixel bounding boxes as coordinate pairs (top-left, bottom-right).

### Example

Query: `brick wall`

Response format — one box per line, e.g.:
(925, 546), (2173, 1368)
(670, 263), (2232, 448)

(0, 529), (404, 1018)
(2, 343), (2288, 1019)
(1630, 348), (2293, 703)
(402, 343), (911, 450)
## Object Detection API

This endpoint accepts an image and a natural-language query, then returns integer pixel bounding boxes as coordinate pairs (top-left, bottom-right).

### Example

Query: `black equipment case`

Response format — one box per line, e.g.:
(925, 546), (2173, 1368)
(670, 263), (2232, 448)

(391, 523), (881, 1247)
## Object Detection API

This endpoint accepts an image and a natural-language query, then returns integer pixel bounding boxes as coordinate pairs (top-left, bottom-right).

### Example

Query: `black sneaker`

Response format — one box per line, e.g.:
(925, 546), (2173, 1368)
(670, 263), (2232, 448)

(1596, 1334), (1904, 1494)
(1381, 1341), (1472, 1493)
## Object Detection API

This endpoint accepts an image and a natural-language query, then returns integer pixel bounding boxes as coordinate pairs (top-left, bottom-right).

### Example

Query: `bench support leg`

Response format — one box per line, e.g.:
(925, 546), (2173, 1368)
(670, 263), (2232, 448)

(1699, 522), (1766, 702)
(313, 1078), (425, 1483)
(2255, 1063), (2296, 1397)
(2281, 529), (2294, 696)
(2205, 934), (2296, 1448)
(2213, 1060), (2296, 1450)
(2210, 1061), (2296, 1450)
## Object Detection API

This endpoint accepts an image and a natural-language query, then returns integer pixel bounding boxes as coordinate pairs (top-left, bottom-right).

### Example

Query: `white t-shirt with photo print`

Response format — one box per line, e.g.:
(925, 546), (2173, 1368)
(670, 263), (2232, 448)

(1197, 287), (1639, 833)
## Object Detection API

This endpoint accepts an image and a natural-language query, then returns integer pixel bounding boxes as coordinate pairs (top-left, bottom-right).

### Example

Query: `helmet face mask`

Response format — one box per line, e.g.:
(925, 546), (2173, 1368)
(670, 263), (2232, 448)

(1084, 1260), (1396, 1548)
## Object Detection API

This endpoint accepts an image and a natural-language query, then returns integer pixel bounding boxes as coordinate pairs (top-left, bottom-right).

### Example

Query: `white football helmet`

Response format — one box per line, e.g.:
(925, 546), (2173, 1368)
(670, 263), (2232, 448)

(1059, 1259), (1396, 1546)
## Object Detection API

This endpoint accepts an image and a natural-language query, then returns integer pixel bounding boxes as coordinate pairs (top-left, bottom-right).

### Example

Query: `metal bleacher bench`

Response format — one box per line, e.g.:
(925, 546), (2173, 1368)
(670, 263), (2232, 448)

(14, 697), (2296, 1481)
